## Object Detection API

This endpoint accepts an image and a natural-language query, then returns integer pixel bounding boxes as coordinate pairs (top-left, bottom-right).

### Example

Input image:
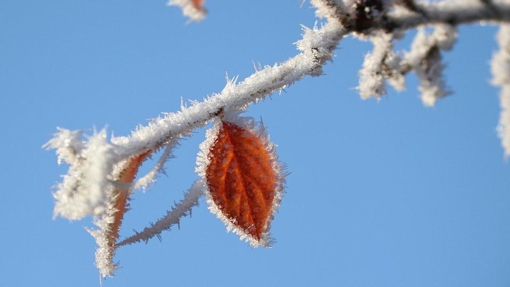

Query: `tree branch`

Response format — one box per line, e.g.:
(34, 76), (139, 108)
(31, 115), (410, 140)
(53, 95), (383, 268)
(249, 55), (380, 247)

(491, 24), (510, 157)
(45, 0), (510, 278)
(110, 1), (510, 163)
(116, 180), (203, 247)
(379, 1), (510, 33)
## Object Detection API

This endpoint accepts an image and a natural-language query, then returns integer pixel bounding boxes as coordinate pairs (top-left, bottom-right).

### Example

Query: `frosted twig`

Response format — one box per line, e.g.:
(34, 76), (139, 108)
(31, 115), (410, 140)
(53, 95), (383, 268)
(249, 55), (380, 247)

(491, 24), (510, 157)
(109, 13), (345, 161)
(43, 128), (84, 165)
(45, 129), (116, 220)
(134, 141), (177, 191)
(375, 1), (510, 33)
(403, 24), (457, 106)
(168, 0), (206, 22)
(116, 180), (203, 246)
(44, 0), (510, 278)
(358, 31), (402, 99)
(87, 186), (130, 277)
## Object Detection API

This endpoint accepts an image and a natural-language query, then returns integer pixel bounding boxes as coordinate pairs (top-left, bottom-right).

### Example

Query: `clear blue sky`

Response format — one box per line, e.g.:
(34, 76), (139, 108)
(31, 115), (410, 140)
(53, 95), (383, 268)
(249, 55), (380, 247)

(2, 1), (510, 286)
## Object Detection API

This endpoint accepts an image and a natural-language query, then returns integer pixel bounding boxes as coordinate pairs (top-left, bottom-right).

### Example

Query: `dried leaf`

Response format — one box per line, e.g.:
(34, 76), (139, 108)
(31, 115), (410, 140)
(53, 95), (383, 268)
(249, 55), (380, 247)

(191, 0), (204, 11)
(203, 119), (284, 247)
(107, 151), (151, 248)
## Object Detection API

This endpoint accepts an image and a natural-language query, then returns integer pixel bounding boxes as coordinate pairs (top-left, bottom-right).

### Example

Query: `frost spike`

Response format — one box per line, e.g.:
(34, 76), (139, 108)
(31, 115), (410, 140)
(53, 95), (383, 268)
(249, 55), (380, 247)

(91, 150), (151, 278)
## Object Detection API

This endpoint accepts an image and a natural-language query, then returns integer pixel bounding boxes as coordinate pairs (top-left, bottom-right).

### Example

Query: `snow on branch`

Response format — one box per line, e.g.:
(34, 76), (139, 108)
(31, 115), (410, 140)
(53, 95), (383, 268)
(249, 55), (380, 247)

(491, 24), (510, 157)
(361, 0), (510, 33)
(133, 140), (177, 191)
(45, 128), (116, 220)
(404, 24), (457, 106)
(117, 180), (203, 246)
(168, 0), (206, 22)
(110, 19), (344, 161)
(45, 0), (510, 278)
(358, 31), (404, 99)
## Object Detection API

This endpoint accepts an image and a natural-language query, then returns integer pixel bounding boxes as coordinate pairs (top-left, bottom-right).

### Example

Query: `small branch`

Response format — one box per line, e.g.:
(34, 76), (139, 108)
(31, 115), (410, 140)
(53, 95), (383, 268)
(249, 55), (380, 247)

(116, 180), (203, 246)
(168, 0), (206, 22)
(402, 24), (457, 106)
(395, 0), (428, 17)
(109, 9), (346, 162)
(358, 31), (399, 99)
(133, 140), (177, 191)
(373, 1), (510, 33)
(491, 24), (510, 157)
(47, 0), (510, 223)
(45, 1), (510, 277)
(480, 0), (502, 18)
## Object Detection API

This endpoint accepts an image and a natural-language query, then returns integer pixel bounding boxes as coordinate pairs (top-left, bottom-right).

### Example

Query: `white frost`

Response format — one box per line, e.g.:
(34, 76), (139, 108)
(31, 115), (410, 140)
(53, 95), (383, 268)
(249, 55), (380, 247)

(404, 25), (457, 106)
(117, 180), (203, 246)
(168, 0), (206, 22)
(44, 0), (510, 277)
(49, 129), (116, 220)
(491, 24), (510, 157)
(359, 32), (397, 99)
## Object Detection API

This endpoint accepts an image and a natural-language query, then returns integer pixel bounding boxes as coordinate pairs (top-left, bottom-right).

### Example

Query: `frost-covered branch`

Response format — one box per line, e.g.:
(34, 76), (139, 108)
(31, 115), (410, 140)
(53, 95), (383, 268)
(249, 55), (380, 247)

(117, 180), (203, 246)
(403, 24), (457, 106)
(356, 0), (510, 34)
(491, 24), (510, 157)
(45, 0), (510, 278)
(111, 27), (343, 161)
(45, 129), (115, 220)
(133, 140), (177, 191)
(168, 0), (206, 22)
(359, 31), (404, 99)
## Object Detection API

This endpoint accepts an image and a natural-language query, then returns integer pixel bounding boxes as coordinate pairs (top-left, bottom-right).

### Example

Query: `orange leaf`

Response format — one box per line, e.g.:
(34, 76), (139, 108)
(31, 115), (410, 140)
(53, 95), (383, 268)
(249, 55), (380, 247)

(107, 151), (151, 248)
(205, 119), (283, 246)
(191, 0), (204, 11)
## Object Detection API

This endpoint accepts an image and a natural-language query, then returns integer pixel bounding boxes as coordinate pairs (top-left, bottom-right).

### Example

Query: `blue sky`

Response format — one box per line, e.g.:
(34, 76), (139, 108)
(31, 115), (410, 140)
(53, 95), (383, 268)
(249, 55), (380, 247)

(2, 1), (510, 286)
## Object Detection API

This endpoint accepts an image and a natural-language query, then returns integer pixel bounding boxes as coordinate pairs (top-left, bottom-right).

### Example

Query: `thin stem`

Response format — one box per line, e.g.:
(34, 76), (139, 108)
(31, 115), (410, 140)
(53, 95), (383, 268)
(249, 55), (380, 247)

(116, 180), (204, 246)
(380, 2), (510, 33)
